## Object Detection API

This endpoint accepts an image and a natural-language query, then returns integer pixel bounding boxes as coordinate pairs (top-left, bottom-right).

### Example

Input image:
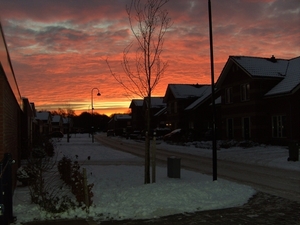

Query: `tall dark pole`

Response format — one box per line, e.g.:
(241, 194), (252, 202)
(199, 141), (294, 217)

(208, 0), (217, 181)
(91, 88), (101, 143)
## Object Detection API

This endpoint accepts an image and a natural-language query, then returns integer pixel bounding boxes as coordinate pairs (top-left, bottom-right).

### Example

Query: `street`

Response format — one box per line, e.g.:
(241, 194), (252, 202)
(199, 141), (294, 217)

(95, 134), (300, 202)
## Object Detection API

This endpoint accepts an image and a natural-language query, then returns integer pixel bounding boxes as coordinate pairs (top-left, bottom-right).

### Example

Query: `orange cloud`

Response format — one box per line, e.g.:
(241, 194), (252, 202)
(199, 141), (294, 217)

(0, 0), (299, 116)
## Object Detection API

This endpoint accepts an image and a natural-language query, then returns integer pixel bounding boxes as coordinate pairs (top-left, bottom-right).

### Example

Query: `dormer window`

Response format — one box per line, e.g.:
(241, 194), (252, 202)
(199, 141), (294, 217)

(241, 83), (250, 101)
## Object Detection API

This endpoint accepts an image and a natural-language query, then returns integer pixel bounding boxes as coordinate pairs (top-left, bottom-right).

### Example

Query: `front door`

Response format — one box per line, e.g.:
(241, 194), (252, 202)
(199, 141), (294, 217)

(243, 117), (250, 140)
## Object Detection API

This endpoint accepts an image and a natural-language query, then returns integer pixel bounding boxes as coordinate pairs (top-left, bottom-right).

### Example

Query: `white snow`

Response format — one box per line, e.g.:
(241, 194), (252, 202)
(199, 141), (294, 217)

(13, 133), (299, 224)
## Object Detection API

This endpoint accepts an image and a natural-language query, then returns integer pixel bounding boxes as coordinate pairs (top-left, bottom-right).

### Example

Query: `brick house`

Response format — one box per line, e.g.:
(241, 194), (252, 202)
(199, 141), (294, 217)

(129, 99), (144, 131)
(184, 87), (222, 140)
(0, 23), (23, 189)
(215, 55), (300, 145)
(163, 84), (211, 130)
(52, 115), (63, 132)
(129, 97), (166, 131)
(107, 114), (131, 136)
(35, 111), (52, 135)
(21, 98), (36, 158)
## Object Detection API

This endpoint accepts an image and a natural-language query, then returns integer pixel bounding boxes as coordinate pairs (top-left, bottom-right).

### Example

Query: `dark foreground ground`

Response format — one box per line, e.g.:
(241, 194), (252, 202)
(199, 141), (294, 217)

(100, 192), (300, 225)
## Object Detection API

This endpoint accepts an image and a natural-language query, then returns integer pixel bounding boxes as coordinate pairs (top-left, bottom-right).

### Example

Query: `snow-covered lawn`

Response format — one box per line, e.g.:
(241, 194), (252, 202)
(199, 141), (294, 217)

(13, 132), (299, 224)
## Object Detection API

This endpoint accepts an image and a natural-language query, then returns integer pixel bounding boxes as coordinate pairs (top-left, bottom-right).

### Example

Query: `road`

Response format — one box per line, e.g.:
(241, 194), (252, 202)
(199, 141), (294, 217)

(95, 135), (300, 202)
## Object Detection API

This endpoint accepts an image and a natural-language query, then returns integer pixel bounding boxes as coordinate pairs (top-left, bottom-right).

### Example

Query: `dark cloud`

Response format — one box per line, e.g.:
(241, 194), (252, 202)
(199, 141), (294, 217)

(0, 0), (299, 115)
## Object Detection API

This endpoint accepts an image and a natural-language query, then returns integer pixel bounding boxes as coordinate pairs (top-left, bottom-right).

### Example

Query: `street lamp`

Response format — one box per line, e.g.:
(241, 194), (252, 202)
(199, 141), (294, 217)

(91, 87), (101, 143)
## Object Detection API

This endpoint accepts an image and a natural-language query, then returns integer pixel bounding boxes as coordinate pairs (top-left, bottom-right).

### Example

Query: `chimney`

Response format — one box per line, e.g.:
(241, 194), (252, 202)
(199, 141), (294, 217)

(270, 55), (277, 63)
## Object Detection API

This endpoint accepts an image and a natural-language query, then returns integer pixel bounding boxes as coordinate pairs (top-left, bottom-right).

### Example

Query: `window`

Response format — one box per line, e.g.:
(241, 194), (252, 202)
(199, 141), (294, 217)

(272, 115), (286, 138)
(225, 87), (233, 103)
(241, 83), (250, 101)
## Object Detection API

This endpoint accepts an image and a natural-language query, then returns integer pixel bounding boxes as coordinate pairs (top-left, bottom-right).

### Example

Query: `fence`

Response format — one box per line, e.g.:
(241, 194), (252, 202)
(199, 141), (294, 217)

(0, 153), (14, 225)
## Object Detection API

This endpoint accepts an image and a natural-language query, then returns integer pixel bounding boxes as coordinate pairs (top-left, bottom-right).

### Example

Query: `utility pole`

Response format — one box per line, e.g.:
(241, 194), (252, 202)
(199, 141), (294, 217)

(208, 0), (217, 181)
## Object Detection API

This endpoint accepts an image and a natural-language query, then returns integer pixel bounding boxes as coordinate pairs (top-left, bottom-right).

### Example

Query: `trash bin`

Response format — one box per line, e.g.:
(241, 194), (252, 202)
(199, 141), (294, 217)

(167, 156), (181, 178)
(288, 141), (299, 161)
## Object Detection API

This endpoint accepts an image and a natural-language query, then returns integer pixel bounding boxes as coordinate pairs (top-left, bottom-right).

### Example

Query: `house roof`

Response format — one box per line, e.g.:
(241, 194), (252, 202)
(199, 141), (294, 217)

(36, 111), (50, 121)
(113, 114), (131, 121)
(130, 97), (166, 108)
(129, 99), (143, 108)
(265, 56), (300, 96)
(231, 55), (289, 78)
(164, 84), (210, 101)
(217, 55), (300, 97)
(149, 97), (166, 108)
(52, 115), (61, 123)
(154, 107), (167, 117)
(185, 86), (212, 110)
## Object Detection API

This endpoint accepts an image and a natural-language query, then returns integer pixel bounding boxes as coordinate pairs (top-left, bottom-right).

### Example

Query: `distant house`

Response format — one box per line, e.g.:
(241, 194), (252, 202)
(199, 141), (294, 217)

(52, 115), (63, 132)
(144, 97), (166, 129)
(21, 98), (36, 157)
(62, 117), (73, 134)
(163, 84), (211, 130)
(129, 97), (166, 133)
(108, 114), (131, 136)
(129, 99), (144, 131)
(35, 111), (52, 135)
(216, 55), (300, 145)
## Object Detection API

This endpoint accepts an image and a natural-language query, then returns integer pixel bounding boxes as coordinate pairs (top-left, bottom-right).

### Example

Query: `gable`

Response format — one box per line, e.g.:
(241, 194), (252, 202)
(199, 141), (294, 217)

(216, 55), (288, 89)
(163, 84), (210, 102)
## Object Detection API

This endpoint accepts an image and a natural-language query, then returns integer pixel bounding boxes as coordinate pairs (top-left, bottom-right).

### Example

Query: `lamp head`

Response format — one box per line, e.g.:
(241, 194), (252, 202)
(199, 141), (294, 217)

(97, 92), (101, 96)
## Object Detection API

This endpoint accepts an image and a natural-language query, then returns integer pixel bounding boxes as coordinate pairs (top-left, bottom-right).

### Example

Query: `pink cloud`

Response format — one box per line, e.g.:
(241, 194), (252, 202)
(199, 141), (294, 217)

(0, 0), (299, 115)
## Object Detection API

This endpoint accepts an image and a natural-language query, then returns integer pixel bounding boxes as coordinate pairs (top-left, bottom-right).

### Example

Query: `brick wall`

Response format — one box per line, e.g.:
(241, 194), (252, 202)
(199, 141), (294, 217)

(0, 68), (22, 186)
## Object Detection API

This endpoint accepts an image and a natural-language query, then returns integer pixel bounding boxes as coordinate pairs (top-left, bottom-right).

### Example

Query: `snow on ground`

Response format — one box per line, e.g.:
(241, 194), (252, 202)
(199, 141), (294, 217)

(13, 132), (299, 224)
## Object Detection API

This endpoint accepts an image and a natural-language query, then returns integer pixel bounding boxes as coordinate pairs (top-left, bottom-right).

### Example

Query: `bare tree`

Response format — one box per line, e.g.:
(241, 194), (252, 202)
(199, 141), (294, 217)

(107, 0), (171, 184)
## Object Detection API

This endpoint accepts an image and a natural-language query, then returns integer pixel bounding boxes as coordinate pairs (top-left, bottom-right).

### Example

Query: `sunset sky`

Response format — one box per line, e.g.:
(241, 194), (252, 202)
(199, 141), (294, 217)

(0, 0), (299, 116)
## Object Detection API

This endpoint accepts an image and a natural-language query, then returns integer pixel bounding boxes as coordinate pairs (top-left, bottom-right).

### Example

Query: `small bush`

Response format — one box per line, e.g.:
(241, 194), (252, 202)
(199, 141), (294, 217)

(58, 156), (94, 207)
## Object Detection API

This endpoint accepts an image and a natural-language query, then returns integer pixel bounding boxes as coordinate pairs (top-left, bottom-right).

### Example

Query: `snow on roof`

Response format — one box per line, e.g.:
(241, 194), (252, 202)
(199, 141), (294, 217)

(185, 86), (212, 110)
(150, 97), (166, 108)
(154, 107), (167, 117)
(114, 114), (131, 121)
(130, 99), (143, 107)
(265, 56), (300, 96)
(52, 115), (61, 123)
(35, 111), (50, 120)
(232, 56), (289, 78)
(167, 84), (210, 99)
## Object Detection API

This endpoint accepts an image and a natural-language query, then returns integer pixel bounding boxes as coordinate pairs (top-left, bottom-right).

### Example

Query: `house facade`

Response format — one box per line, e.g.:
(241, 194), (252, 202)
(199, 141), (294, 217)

(129, 99), (144, 131)
(35, 111), (52, 135)
(107, 114), (131, 136)
(129, 97), (166, 132)
(216, 55), (300, 145)
(52, 115), (63, 132)
(163, 84), (211, 130)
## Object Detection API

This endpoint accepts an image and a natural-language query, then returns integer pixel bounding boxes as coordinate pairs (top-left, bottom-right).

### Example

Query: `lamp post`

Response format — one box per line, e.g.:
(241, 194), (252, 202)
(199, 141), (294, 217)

(208, 0), (217, 181)
(91, 87), (101, 143)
